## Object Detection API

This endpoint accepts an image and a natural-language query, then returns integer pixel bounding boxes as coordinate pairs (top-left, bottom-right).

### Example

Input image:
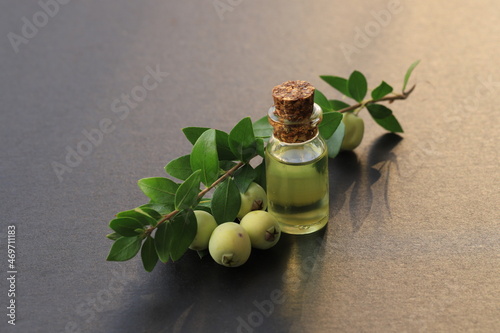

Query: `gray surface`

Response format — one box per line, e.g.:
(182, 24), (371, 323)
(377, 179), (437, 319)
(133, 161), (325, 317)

(1, 0), (499, 332)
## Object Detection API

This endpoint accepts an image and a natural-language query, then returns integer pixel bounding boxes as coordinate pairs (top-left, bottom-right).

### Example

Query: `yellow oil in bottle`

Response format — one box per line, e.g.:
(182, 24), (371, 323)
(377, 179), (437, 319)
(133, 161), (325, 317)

(265, 148), (329, 234)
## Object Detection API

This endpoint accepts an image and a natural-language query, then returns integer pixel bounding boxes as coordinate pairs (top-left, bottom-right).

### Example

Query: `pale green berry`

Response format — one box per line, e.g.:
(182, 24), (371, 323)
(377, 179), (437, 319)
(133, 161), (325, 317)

(240, 211), (281, 250)
(341, 112), (365, 150)
(208, 222), (251, 267)
(237, 182), (267, 219)
(189, 210), (218, 251)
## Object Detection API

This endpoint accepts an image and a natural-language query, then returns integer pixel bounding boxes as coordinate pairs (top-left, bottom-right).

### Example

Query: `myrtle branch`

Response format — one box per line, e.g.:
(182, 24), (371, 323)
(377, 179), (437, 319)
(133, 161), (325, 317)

(337, 84), (416, 113)
(144, 161), (246, 236)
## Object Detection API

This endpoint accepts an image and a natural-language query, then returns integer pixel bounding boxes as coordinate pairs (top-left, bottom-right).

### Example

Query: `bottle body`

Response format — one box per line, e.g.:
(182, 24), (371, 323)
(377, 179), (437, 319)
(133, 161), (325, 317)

(265, 111), (329, 234)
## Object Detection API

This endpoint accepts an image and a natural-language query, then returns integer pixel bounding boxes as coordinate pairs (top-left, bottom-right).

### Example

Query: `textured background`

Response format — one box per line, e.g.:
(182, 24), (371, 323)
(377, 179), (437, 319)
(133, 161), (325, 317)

(0, 0), (499, 332)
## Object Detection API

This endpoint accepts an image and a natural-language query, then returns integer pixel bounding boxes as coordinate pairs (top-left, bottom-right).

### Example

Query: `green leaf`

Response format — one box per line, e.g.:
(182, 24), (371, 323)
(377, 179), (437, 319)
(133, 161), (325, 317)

(134, 228), (145, 235)
(367, 104), (393, 119)
(175, 170), (201, 210)
(106, 232), (121, 241)
(256, 138), (265, 158)
(136, 207), (162, 221)
(319, 111), (343, 140)
(168, 209), (197, 261)
(138, 177), (179, 204)
(182, 127), (209, 145)
(233, 164), (256, 193)
(253, 116), (273, 138)
(154, 222), (170, 263)
(403, 59), (420, 92)
(116, 209), (157, 226)
(107, 236), (142, 261)
(165, 155), (193, 181)
(314, 89), (332, 112)
(190, 129), (219, 186)
(211, 178), (241, 224)
(371, 81), (393, 100)
(372, 114), (404, 133)
(197, 198), (212, 208)
(194, 205), (212, 214)
(195, 199), (212, 214)
(109, 217), (145, 237)
(140, 202), (173, 215)
(229, 117), (257, 162)
(254, 161), (266, 191)
(141, 236), (158, 272)
(348, 70), (368, 102)
(153, 210), (197, 263)
(182, 127), (235, 160)
(325, 121), (345, 158)
(329, 99), (350, 111)
(213, 130), (237, 160)
(320, 75), (351, 97)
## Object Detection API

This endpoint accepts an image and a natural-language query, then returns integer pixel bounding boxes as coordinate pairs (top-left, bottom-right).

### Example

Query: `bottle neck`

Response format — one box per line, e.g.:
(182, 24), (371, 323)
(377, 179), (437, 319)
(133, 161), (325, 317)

(266, 127), (326, 164)
(268, 103), (322, 144)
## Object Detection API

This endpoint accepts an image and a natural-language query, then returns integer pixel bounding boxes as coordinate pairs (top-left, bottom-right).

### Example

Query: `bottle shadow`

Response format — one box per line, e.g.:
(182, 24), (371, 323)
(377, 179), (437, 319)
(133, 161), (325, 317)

(329, 133), (403, 232)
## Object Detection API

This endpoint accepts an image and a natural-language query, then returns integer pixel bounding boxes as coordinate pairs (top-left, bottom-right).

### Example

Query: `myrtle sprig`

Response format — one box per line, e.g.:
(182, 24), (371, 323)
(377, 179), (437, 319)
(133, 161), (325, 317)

(315, 60), (421, 134)
(106, 117), (260, 271)
(105, 61), (420, 272)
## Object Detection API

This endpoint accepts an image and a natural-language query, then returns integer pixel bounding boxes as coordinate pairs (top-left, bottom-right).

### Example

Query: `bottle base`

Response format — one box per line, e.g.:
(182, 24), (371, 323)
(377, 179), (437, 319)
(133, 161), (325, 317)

(278, 215), (328, 235)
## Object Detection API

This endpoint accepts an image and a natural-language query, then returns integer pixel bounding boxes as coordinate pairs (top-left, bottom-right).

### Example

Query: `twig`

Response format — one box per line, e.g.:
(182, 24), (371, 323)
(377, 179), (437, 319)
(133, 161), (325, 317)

(337, 84), (417, 113)
(145, 161), (246, 235)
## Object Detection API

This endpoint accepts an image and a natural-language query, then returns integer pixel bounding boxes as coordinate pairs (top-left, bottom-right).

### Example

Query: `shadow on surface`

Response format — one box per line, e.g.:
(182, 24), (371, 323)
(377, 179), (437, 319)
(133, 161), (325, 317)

(330, 133), (403, 232)
(109, 228), (328, 333)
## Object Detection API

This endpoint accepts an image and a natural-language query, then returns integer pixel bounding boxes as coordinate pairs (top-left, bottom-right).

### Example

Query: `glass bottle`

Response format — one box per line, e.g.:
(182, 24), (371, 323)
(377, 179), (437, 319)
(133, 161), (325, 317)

(265, 81), (329, 235)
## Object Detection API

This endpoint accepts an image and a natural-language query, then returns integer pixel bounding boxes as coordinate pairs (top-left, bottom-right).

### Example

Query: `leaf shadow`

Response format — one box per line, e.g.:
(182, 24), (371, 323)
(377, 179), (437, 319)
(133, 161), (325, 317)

(367, 133), (403, 216)
(329, 133), (403, 232)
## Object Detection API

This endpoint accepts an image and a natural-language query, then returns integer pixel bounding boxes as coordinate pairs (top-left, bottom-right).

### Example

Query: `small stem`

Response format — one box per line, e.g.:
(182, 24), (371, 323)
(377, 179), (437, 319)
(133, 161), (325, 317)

(198, 161), (245, 199)
(337, 84), (417, 113)
(145, 161), (246, 236)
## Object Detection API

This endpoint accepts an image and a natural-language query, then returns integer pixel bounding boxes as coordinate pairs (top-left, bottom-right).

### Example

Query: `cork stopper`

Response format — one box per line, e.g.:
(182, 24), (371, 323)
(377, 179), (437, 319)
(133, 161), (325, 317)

(272, 80), (315, 122)
(269, 80), (320, 143)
